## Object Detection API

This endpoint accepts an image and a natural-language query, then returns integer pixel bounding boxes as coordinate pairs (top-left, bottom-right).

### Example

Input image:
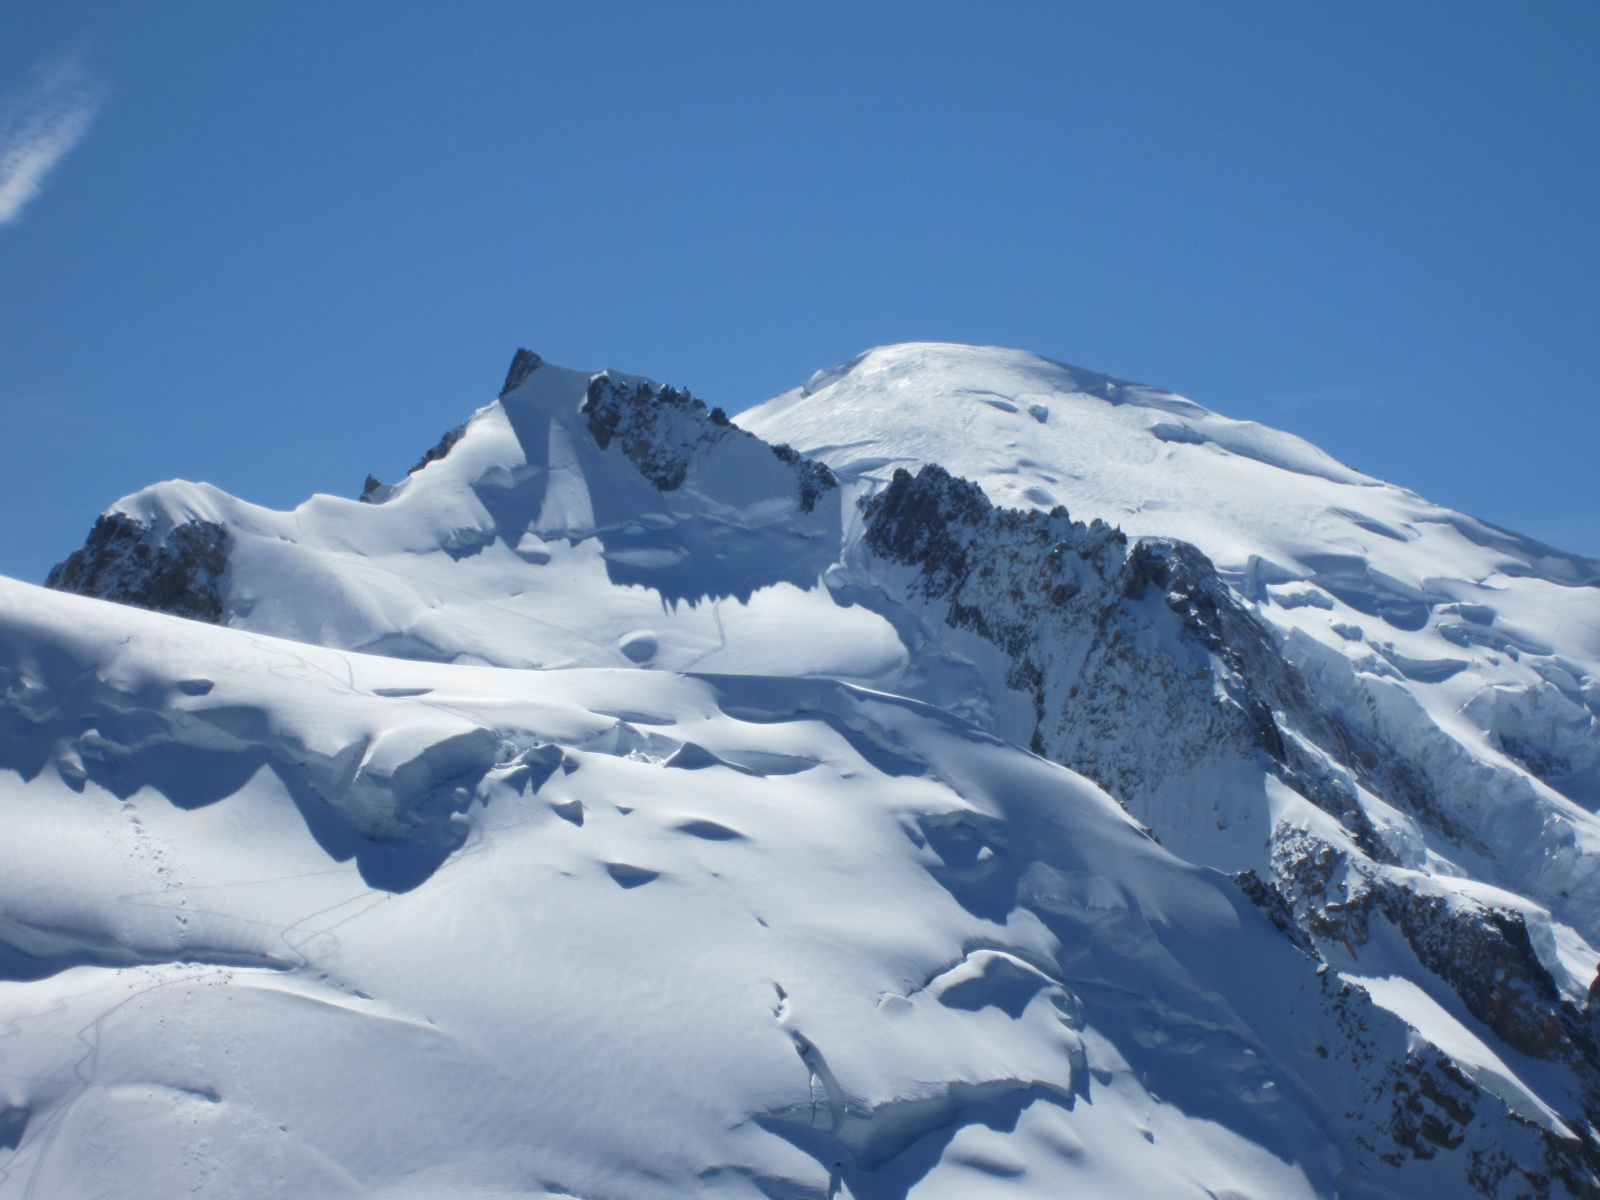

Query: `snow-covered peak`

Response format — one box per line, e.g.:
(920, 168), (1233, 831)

(49, 352), (887, 678)
(743, 341), (1599, 603)
(749, 340), (1371, 490)
(745, 339), (1600, 815)
(18, 340), (1600, 1197)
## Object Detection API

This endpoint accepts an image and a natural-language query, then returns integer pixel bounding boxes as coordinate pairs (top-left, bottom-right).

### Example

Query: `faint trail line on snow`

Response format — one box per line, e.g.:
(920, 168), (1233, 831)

(118, 866), (358, 899)
(672, 599), (728, 673)
(316, 555), (615, 652)
(17, 967), (217, 1200)
(277, 891), (392, 963)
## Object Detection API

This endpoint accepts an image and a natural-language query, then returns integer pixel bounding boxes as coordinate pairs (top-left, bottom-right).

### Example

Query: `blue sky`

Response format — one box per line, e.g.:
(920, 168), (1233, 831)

(2, 2), (1597, 582)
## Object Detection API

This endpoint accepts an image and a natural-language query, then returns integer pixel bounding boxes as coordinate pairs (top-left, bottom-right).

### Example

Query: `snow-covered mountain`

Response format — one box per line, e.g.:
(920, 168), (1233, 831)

(7, 342), (1600, 1198)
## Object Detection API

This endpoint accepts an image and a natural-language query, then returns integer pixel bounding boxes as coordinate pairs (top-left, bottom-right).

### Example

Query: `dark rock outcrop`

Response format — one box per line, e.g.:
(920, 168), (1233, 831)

(582, 373), (836, 509)
(859, 465), (1339, 815)
(500, 348), (542, 397)
(46, 513), (228, 623)
(582, 375), (712, 491)
(769, 442), (837, 514)
(1272, 824), (1600, 1128)
(858, 465), (1468, 863)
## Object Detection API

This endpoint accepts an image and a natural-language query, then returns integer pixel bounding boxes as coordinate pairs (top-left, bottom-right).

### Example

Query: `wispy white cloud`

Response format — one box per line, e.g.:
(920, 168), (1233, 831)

(0, 53), (104, 226)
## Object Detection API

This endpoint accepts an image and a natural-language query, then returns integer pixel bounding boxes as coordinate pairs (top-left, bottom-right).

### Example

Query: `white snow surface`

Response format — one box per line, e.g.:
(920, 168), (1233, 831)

(0, 579), (1349, 1200)
(5, 342), (1600, 1197)
(113, 361), (898, 681)
(743, 342), (1600, 953)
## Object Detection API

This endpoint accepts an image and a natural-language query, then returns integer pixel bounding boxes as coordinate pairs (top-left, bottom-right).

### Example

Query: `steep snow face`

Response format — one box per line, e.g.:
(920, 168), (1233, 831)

(0, 579), (1587, 1200)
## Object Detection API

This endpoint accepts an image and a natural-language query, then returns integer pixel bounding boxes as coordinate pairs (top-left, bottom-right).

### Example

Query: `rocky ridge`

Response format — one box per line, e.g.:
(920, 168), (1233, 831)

(581, 369), (836, 509)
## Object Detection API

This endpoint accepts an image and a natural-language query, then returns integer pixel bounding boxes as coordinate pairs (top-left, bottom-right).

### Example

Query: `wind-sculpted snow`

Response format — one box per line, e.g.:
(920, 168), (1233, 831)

(12, 340), (1600, 1196)
(48, 352), (872, 675)
(2, 576), (1594, 1198)
(0, 584), (518, 895)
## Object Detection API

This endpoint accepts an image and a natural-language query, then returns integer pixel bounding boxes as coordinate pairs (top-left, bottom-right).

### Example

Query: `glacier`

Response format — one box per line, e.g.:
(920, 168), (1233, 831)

(5, 341), (1600, 1198)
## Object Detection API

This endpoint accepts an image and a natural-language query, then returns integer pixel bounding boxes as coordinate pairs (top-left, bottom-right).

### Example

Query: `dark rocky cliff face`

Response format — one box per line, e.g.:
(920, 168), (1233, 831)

(861, 464), (1311, 805)
(857, 466), (1460, 855)
(859, 466), (1445, 858)
(582, 375), (719, 492)
(45, 513), (228, 623)
(582, 372), (836, 510)
(499, 348), (542, 397)
(768, 441), (837, 514)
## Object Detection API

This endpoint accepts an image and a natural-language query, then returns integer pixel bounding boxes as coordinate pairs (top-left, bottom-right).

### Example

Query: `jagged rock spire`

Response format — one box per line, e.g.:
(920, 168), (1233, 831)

(500, 348), (542, 397)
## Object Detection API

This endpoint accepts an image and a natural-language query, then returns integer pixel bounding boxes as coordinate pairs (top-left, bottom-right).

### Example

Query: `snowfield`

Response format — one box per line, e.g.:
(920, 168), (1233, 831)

(6, 343), (1600, 1198)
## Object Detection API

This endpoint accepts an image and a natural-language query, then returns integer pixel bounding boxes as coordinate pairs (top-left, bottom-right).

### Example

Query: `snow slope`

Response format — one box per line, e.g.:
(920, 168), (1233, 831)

(4, 576), (1584, 1200)
(10, 343), (1600, 1197)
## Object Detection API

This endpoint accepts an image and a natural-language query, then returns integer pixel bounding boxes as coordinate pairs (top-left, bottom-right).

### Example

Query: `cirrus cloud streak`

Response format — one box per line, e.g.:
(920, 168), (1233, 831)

(0, 55), (104, 226)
